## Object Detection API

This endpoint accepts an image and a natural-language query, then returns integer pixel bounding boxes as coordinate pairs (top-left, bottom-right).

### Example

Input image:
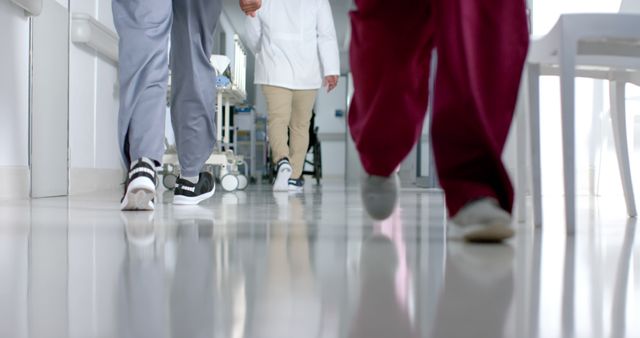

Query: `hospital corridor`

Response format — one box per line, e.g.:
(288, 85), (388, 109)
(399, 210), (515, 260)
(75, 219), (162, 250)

(2, 0), (640, 337)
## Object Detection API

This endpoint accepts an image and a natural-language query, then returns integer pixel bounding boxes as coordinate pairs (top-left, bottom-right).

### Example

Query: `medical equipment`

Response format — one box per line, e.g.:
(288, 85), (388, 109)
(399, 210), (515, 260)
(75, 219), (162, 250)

(160, 42), (249, 192)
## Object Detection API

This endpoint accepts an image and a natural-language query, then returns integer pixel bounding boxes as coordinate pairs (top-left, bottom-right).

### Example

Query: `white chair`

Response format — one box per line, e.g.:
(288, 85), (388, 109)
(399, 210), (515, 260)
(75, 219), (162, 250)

(523, 0), (640, 234)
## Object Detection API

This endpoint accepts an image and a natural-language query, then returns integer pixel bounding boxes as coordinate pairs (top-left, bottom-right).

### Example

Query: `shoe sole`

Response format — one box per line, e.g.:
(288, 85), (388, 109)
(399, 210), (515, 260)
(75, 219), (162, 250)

(273, 166), (292, 192)
(462, 223), (515, 243)
(288, 186), (304, 193)
(121, 177), (156, 211)
(173, 185), (216, 205)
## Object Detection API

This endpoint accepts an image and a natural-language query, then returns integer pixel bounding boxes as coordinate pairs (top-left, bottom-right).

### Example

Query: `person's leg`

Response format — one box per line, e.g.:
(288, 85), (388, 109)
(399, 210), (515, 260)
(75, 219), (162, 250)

(289, 89), (317, 180)
(264, 85), (294, 164)
(170, 0), (222, 178)
(169, 0), (221, 205)
(348, 0), (434, 219)
(113, 0), (172, 166)
(431, 0), (528, 217)
(348, 1), (434, 177)
(263, 85), (295, 191)
(113, 0), (172, 210)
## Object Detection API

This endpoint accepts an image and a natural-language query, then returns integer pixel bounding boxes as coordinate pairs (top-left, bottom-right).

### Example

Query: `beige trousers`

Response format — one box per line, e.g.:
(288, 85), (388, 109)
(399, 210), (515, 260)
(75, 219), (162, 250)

(262, 85), (317, 179)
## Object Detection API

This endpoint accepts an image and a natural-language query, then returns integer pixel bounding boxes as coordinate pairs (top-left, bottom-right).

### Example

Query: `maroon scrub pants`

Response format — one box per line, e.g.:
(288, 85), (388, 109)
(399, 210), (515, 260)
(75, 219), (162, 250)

(348, 0), (529, 216)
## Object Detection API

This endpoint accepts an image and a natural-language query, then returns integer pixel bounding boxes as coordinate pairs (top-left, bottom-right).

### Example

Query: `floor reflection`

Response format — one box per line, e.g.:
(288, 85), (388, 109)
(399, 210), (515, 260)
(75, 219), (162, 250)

(432, 242), (514, 338)
(0, 188), (639, 337)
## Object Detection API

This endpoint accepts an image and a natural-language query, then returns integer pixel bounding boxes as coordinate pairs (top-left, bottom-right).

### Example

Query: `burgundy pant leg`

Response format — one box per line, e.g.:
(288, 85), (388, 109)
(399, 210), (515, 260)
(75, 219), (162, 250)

(431, 0), (529, 216)
(348, 1), (434, 177)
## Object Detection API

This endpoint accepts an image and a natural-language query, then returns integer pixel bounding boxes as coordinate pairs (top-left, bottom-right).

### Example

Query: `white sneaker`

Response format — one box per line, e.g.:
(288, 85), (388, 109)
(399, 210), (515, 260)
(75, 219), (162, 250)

(273, 158), (292, 192)
(361, 173), (400, 220)
(448, 198), (514, 242)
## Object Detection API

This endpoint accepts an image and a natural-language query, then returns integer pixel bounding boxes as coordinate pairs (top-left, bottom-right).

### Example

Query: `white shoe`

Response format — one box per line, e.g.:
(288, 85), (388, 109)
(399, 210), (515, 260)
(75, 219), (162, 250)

(273, 158), (292, 192)
(448, 198), (514, 242)
(361, 173), (400, 220)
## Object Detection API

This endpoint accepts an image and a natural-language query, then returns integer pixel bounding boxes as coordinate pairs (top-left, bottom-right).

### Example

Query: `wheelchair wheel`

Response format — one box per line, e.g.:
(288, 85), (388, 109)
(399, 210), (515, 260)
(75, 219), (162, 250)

(314, 142), (322, 185)
(163, 173), (178, 190)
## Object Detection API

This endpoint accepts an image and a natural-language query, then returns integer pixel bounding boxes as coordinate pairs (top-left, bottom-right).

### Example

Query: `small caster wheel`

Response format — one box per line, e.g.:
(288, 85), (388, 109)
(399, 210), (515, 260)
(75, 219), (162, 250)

(163, 174), (178, 190)
(220, 174), (239, 192)
(237, 175), (248, 190)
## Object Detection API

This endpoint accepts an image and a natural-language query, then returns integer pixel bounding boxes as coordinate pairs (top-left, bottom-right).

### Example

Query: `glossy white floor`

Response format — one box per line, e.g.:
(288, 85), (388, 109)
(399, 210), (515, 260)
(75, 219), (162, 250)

(0, 181), (638, 338)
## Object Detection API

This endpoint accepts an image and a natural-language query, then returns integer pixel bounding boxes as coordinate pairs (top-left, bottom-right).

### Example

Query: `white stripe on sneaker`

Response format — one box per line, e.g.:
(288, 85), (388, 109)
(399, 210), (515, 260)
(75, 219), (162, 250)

(177, 184), (196, 193)
(129, 167), (155, 178)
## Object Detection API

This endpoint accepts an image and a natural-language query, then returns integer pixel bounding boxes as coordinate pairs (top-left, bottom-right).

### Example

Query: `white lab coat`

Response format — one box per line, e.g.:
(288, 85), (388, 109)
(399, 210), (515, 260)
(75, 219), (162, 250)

(245, 0), (340, 90)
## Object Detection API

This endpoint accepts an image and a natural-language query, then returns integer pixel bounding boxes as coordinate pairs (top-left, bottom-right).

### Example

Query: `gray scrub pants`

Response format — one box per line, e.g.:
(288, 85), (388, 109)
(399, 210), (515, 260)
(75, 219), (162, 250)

(113, 0), (221, 177)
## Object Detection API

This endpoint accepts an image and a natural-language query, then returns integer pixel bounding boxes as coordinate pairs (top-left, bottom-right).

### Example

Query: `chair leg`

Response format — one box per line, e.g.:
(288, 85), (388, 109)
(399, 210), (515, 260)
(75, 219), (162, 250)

(528, 64), (543, 228)
(516, 71), (528, 223)
(609, 80), (637, 217)
(559, 45), (577, 235)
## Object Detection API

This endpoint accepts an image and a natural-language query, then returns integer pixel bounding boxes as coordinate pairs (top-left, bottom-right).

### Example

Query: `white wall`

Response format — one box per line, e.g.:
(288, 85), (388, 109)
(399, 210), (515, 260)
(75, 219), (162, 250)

(0, 0), (31, 199)
(0, 0), (121, 197)
(314, 76), (348, 179)
(68, 0), (122, 194)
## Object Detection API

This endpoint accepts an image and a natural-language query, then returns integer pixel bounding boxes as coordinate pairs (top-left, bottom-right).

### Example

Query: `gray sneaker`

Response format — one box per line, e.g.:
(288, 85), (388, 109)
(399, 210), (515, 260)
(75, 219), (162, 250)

(361, 173), (400, 220)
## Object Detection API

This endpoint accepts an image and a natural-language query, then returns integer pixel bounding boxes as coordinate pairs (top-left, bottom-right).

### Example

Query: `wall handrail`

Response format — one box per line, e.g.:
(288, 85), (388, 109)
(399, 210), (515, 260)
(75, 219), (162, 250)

(9, 0), (43, 16)
(71, 13), (118, 64)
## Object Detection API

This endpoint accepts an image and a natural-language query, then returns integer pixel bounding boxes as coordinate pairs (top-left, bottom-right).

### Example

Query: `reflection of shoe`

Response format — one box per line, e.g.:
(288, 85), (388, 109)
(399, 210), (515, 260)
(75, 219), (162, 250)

(448, 198), (514, 242)
(273, 191), (289, 208)
(120, 211), (155, 247)
(447, 242), (514, 284)
(288, 177), (304, 193)
(120, 158), (157, 211)
(171, 205), (214, 221)
(273, 158), (292, 192)
(361, 173), (399, 220)
(173, 172), (215, 205)
(360, 234), (397, 277)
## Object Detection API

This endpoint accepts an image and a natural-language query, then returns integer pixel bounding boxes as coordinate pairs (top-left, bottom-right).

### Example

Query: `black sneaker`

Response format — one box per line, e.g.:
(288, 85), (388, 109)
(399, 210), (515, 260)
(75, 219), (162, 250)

(120, 158), (157, 211)
(288, 177), (304, 192)
(173, 171), (216, 205)
(273, 157), (292, 192)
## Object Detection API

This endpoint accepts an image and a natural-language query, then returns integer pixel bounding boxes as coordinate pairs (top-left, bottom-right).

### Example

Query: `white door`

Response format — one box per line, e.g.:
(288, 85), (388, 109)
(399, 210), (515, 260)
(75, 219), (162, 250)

(31, 0), (69, 197)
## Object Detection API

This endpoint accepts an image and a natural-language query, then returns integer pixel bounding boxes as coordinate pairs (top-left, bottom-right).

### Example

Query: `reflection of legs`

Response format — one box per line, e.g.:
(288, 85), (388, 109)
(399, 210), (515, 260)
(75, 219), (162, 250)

(431, 244), (513, 337)
(170, 0), (222, 177)
(288, 197), (313, 280)
(118, 221), (166, 338)
(289, 90), (317, 179)
(113, 0), (172, 167)
(431, 0), (528, 216)
(170, 221), (214, 337)
(266, 219), (290, 290)
(264, 85), (294, 163)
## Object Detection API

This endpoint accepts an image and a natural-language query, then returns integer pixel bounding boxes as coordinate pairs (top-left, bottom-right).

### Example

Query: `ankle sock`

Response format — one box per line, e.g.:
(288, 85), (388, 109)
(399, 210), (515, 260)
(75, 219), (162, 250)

(181, 176), (199, 184)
